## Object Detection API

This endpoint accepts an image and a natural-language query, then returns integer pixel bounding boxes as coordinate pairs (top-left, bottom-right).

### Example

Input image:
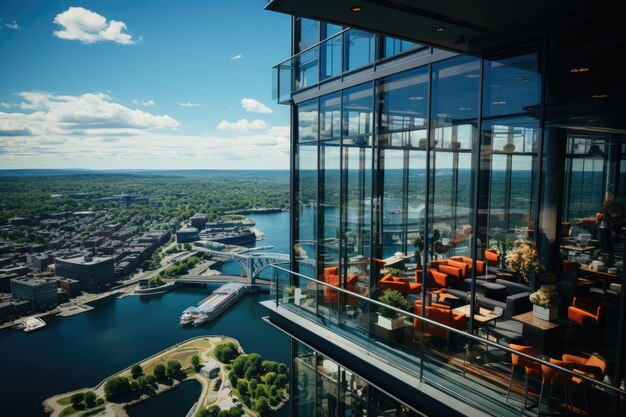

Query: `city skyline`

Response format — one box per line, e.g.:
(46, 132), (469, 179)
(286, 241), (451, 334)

(0, 0), (291, 169)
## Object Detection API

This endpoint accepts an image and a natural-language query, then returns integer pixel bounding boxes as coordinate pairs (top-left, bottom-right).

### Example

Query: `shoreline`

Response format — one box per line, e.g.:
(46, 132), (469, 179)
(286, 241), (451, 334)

(42, 336), (239, 417)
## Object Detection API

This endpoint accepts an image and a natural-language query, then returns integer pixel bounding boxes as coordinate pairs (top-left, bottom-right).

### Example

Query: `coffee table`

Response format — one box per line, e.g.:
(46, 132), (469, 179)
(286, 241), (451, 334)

(512, 311), (566, 356)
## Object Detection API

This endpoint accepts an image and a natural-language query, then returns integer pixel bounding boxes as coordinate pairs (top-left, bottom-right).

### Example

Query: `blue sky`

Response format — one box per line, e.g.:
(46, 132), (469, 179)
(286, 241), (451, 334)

(0, 0), (291, 169)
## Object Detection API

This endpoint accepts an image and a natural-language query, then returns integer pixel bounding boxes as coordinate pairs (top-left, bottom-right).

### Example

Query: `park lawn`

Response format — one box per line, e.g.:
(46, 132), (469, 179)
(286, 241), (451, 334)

(59, 405), (79, 417)
(56, 396), (71, 406)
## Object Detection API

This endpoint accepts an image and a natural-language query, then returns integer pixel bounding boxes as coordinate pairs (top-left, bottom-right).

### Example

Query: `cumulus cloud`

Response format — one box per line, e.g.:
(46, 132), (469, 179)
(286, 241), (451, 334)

(6, 21), (20, 30)
(0, 91), (290, 169)
(53, 7), (137, 44)
(230, 54), (243, 60)
(133, 99), (155, 107)
(0, 102), (12, 109)
(217, 119), (269, 131)
(179, 102), (203, 107)
(241, 98), (272, 114)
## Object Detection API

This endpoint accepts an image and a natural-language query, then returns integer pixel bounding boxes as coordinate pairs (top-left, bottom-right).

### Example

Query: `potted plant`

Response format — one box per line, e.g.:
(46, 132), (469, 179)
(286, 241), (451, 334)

(377, 289), (410, 330)
(505, 240), (541, 283)
(529, 284), (560, 321)
(488, 231), (517, 269)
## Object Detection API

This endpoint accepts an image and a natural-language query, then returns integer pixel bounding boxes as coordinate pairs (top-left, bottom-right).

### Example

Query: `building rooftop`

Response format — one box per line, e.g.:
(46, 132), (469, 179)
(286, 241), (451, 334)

(11, 276), (58, 286)
(57, 255), (114, 265)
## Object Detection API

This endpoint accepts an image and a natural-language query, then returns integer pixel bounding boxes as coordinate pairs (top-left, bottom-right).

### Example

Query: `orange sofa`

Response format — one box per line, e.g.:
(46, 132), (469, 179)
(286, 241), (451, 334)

(450, 256), (487, 276)
(379, 273), (422, 296)
(413, 300), (467, 342)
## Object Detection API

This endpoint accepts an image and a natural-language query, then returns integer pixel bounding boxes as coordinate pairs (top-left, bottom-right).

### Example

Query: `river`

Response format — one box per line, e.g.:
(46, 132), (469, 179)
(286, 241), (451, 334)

(0, 212), (290, 417)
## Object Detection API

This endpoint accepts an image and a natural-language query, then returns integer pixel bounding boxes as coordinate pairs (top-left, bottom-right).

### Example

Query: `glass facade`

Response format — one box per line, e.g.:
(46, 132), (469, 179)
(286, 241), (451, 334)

(275, 16), (626, 417)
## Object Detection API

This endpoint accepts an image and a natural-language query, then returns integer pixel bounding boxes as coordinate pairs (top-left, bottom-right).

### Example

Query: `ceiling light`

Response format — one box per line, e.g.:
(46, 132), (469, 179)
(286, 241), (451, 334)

(435, 27), (445, 32)
(569, 67), (590, 73)
(591, 94), (608, 99)
(458, 107), (471, 111)
(492, 101), (507, 105)
(351, 7), (362, 12)
(408, 96), (424, 101)
(464, 74), (480, 79)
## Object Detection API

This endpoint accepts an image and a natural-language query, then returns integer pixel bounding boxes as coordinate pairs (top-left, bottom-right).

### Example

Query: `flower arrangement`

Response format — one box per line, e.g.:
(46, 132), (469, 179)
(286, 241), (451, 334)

(529, 284), (561, 309)
(505, 240), (541, 282)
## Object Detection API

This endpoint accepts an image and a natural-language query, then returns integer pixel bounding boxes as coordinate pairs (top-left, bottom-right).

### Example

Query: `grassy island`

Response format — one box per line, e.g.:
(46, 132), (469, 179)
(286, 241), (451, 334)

(43, 336), (288, 417)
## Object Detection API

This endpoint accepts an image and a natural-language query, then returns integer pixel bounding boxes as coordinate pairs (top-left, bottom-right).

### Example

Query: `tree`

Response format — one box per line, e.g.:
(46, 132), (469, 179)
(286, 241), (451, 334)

(153, 364), (166, 380)
(254, 386), (267, 399)
(262, 361), (278, 373)
(277, 363), (288, 375)
(231, 355), (248, 378)
(228, 407), (244, 417)
(70, 392), (84, 408)
(131, 364), (143, 379)
(274, 374), (288, 389)
(263, 371), (277, 386)
(254, 397), (270, 416)
(130, 381), (139, 391)
(196, 405), (221, 417)
(104, 376), (132, 400)
(248, 379), (258, 393)
(237, 381), (248, 397)
(191, 354), (201, 371)
(245, 354), (263, 378)
(215, 342), (240, 364)
(166, 359), (182, 378)
(84, 391), (97, 408)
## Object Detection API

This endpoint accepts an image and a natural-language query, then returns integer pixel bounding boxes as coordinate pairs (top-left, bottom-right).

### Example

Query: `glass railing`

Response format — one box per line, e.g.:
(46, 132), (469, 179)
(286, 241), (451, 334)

(273, 28), (375, 102)
(271, 265), (626, 416)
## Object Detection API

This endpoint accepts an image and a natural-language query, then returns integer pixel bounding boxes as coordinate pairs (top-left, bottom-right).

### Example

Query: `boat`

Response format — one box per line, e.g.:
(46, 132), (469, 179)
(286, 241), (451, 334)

(179, 283), (248, 327)
(179, 307), (197, 326)
(23, 317), (46, 333)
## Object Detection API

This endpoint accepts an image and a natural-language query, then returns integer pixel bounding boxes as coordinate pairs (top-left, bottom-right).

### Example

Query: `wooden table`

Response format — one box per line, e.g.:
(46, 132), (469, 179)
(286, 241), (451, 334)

(453, 305), (501, 324)
(512, 311), (566, 356)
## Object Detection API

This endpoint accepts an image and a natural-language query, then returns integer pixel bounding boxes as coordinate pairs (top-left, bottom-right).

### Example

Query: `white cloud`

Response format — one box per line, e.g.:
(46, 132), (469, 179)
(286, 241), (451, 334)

(179, 102), (203, 107)
(217, 119), (269, 131)
(53, 7), (137, 45)
(230, 54), (243, 60)
(0, 102), (12, 109)
(1, 91), (179, 137)
(6, 21), (20, 30)
(133, 99), (155, 107)
(0, 91), (290, 170)
(241, 98), (273, 114)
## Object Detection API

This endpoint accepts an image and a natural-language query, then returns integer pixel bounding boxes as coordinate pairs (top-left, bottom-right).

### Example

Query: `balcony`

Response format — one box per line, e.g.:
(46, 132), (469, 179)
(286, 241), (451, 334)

(266, 265), (626, 416)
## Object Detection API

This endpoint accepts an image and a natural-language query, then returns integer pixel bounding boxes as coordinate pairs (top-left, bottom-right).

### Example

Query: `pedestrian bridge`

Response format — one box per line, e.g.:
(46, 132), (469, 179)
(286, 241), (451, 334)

(198, 249), (290, 285)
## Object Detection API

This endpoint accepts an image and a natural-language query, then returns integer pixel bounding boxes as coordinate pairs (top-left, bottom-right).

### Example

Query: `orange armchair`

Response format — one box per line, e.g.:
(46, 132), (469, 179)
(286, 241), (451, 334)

(485, 249), (500, 268)
(379, 274), (422, 296)
(507, 344), (541, 403)
(561, 353), (607, 381)
(413, 300), (466, 342)
(430, 269), (453, 288)
(568, 297), (602, 327)
(323, 272), (360, 304)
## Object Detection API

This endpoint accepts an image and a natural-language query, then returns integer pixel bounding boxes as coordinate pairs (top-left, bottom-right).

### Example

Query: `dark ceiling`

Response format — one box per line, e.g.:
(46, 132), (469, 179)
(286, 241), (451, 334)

(266, 0), (626, 53)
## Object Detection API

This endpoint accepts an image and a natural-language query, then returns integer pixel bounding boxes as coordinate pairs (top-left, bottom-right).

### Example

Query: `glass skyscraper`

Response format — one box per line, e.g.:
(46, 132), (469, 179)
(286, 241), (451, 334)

(264, 3), (626, 416)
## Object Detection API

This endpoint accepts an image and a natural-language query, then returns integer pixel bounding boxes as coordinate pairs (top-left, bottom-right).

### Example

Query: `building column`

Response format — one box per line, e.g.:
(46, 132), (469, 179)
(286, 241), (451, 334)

(538, 128), (567, 280)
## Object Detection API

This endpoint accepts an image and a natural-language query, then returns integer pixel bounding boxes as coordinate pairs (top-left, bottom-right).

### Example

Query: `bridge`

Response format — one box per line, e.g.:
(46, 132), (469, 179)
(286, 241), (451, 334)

(175, 274), (272, 287)
(197, 249), (290, 285)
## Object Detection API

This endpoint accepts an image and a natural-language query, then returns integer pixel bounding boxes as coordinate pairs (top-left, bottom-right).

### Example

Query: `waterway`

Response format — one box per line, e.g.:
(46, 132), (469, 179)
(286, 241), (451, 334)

(0, 212), (291, 417)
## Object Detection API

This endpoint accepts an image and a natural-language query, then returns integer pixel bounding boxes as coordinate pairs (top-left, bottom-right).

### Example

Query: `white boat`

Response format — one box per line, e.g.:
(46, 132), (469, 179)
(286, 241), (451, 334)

(179, 283), (248, 327)
(179, 307), (196, 326)
(23, 317), (46, 332)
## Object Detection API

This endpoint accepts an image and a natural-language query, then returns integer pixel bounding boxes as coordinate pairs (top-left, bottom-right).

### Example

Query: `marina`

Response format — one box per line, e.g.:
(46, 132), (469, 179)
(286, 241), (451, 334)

(180, 282), (248, 326)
